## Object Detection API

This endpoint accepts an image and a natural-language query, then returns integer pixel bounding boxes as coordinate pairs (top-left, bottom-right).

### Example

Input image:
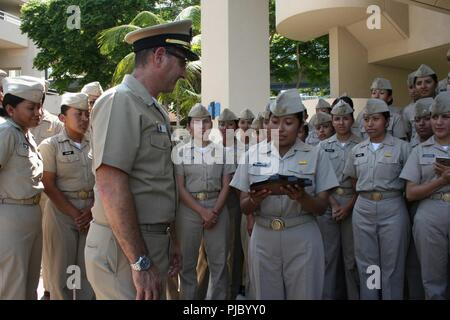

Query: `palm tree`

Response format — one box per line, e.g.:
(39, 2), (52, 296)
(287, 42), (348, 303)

(97, 6), (201, 120)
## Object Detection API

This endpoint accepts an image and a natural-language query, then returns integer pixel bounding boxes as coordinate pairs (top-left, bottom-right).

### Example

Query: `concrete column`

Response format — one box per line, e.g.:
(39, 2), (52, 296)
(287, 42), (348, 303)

(201, 0), (270, 116)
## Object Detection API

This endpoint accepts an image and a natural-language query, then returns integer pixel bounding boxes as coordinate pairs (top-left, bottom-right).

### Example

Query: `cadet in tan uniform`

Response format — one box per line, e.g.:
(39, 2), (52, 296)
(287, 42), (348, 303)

(306, 98), (332, 146)
(400, 92), (450, 300)
(344, 99), (411, 300)
(356, 78), (407, 140)
(403, 98), (434, 300)
(414, 64), (438, 100)
(85, 20), (198, 300)
(318, 101), (361, 300)
(81, 81), (104, 112)
(402, 72), (421, 142)
(310, 112), (334, 142)
(0, 76), (45, 299)
(175, 104), (234, 300)
(231, 89), (339, 299)
(38, 93), (94, 300)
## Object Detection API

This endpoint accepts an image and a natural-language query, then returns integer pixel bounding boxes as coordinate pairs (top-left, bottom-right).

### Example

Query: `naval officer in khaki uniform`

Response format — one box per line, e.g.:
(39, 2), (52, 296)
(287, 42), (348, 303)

(356, 78), (407, 140)
(0, 76), (45, 299)
(81, 81), (104, 112)
(318, 101), (361, 300)
(400, 92), (450, 300)
(175, 104), (235, 300)
(344, 99), (411, 300)
(231, 89), (339, 299)
(85, 20), (199, 300)
(39, 93), (94, 300)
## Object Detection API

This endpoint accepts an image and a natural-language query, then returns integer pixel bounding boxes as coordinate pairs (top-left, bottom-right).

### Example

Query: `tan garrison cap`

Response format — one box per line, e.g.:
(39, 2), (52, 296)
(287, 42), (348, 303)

(415, 64), (436, 78)
(218, 108), (238, 121)
(271, 89), (305, 116)
(0, 69), (7, 82)
(238, 108), (255, 120)
(310, 112), (332, 127)
(331, 100), (353, 115)
(407, 72), (416, 87)
(124, 20), (199, 61)
(81, 81), (103, 97)
(414, 97), (433, 118)
(315, 98), (331, 110)
(251, 113), (264, 130)
(430, 92), (450, 116)
(188, 103), (211, 118)
(2, 76), (45, 103)
(263, 101), (273, 120)
(371, 77), (392, 90)
(61, 92), (89, 111)
(363, 99), (390, 115)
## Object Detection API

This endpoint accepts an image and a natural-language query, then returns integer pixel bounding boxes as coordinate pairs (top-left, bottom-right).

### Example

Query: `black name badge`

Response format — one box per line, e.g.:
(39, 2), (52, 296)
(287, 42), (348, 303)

(325, 149), (335, 153)
(355, 153), (365, 158)
(63, 151), (74, 156)
(422, 154), (435, 158)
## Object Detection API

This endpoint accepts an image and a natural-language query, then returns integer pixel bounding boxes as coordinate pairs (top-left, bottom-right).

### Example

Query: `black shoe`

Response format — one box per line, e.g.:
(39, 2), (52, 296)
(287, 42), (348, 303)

(40, 291), (50, 300)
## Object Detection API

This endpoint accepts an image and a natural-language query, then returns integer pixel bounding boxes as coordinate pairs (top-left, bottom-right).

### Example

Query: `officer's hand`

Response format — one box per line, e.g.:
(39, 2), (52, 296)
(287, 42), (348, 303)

(434, 162), (450, 183)
(201, 208), (218, 229)
(168, 242), (182, 277)
(280, 184), (306, 201)
(249, 189), (272, 206)
(246, 214), (255, 237)
(333, 206), (351, 222)
(132, 265), (161, 300)
(75, 208), (92, 231)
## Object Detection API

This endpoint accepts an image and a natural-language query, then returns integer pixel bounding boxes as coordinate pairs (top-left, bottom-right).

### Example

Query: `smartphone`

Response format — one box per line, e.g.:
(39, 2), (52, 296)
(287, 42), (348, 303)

(435, 157), (450, 166)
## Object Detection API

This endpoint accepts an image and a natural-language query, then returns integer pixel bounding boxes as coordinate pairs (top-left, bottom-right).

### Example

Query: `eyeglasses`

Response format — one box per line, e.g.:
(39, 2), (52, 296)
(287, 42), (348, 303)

(165, 48), (188, 67)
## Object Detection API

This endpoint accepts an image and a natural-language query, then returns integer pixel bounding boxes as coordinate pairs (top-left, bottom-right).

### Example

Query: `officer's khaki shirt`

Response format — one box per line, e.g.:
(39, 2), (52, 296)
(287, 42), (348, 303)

(38, 129), (94, 192)
(356, 110), (407, 140)
(0, 119), (43, 199)
(90, 74), (176, 225)
(400, 136), (450, 193)
(230, 139), (339, 218)
(319, 134), (361, 188)
(344, 134), (411, 192)
(175, 141), (235, 193)
(30, 109), (64, 146)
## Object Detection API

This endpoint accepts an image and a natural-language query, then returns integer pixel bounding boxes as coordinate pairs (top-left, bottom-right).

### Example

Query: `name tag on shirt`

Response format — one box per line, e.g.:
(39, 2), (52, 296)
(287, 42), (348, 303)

(63, 151), (74, 156)
(355, 153), (365, 158)
(299, 160), (308, 165)
(157, 123), (168, 133)
(384, 152), (392, 158)
(325, 149), (335, 153)
(422, 154), (435, 158)
(252, 162), (270, 168)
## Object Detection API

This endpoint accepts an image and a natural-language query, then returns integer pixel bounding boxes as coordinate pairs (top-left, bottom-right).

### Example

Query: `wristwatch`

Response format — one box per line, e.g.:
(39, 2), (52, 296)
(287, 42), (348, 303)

(130, 255), (152, 271)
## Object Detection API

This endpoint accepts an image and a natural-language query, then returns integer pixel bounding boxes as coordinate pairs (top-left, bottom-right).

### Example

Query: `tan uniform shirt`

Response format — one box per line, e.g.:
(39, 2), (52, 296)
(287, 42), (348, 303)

(230, 139), (339, 217)
(90, 74), (176, 225)
(400, 136), (450, 193)
(344, 134), (411, 192)
(175, 141), (235, 192)
(38, 130), (94, 192)
(30, 109), (64, 146)
(356, 110), (407, 140)
(0, 119), (44, 199)
(319, 134), (362, 188)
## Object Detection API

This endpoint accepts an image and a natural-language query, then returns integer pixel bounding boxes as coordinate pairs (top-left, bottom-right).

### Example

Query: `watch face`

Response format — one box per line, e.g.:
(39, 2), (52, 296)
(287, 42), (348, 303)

(140, 256), (151, 270)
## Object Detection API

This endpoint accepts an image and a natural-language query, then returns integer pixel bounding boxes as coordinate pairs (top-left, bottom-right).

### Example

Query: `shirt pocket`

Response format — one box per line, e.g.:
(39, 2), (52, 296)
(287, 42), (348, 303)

(248, 166), (272, 185)
(150, 134), (171, 150)
(287, 164), (316, 195)
(376, 152), (401, 181)
(419, 155), (436, 180)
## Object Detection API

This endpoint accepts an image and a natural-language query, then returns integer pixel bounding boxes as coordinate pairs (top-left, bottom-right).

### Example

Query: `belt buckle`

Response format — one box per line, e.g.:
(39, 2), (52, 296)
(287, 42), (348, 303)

(335, 188), (344, 196)
(33, 194), (41, 205)
(371, 192), (383, 201)
(196, 192), (207, 201)
(270, 218), (285, 231)
(79, 191), (89, 200)
(442, 193), (450, 203)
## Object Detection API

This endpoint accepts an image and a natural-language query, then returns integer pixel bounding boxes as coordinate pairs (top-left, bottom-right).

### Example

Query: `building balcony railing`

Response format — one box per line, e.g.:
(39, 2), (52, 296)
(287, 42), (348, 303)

(0, 10), (21, 26)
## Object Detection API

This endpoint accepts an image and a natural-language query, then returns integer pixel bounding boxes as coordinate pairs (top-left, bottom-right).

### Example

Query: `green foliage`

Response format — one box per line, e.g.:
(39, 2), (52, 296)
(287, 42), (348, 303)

(20, 0), (154, 92)
(174, 5), (201, 35)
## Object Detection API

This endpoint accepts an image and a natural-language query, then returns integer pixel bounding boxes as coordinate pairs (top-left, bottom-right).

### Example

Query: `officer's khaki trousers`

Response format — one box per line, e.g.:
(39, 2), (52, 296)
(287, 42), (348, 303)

(250, 219), (324, 300)
(85, 221), (170, 300)
(0, 204), (42, 300)
(405, 201), (424, 299)
(240, 214), (251, 297)
(227, 192), (243, 299)
(353, 195), (410, 300)
(413, 198), (450, 300)
(317, 194), (359, 300)
(43, 198), (94, 300)
(176, 197), (229, 300)
(39, 194), (50, 293)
